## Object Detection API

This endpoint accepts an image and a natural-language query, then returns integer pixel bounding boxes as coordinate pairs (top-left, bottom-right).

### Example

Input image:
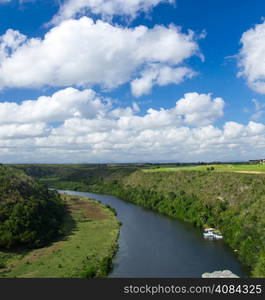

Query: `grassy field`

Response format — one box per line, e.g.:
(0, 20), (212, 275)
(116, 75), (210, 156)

(0, 194), (120, 278)
(143, 164), (265, 173)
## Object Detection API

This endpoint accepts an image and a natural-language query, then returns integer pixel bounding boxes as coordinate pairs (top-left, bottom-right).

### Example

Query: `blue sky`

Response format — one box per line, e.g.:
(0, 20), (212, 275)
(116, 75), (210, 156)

(1, 0), (265, 163)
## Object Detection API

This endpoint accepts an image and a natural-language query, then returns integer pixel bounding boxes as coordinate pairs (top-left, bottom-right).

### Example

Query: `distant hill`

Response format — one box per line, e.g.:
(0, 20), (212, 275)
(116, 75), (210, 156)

(0, 165), (65, 249)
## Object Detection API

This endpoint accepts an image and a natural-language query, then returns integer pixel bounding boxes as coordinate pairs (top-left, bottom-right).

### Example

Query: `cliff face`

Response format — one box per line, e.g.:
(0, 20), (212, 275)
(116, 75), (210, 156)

(88, 169), (265, 277)
(121, 170), (265, 208)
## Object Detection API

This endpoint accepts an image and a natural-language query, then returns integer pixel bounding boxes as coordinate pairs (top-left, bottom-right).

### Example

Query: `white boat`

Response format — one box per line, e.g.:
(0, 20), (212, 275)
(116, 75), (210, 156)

(203, 228), (223, 240)
(203, 230), (215, 239)
(213, 232), (223, 240)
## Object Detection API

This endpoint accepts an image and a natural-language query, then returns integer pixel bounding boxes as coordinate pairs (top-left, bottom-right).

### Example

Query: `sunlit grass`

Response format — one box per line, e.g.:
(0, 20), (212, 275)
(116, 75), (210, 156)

(143, 164), (265, 173)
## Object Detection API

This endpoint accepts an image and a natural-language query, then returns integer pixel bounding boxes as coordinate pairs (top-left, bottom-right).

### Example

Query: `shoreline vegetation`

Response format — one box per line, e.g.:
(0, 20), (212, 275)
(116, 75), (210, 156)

(14, 163), (265, 278)
(0, 194), (120, 278)
(0, 168), (120, 278)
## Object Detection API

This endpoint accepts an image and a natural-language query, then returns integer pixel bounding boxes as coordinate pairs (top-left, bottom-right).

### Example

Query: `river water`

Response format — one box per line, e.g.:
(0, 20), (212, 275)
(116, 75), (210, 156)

(61, 190), (247, 278)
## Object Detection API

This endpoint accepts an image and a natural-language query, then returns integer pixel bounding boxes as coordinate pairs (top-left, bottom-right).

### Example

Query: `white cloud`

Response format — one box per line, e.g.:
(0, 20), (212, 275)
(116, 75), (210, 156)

(0, 87), (110, 124)
(238, 21), (265, 94)
(0, 87), (264, 164)
(108, 92), (224, 131)
(0, 29), (26, 62)
(0, 17), (201, 93)
(2, 118), (265, 163)
(223, 121), (244, 139)
(0, 123), (50, 139)
(51, 0), (175, 24)
(131, 65), (196, 97)
(247, 121), (265, 135)
(174, 92), (224, 126)
(3, 88), (263, 163)
(0, 89), (224, 127)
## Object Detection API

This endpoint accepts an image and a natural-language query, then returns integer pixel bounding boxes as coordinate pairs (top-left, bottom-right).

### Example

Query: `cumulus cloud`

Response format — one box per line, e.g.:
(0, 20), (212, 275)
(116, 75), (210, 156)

(174, 92), (224, 126)
(2, 119), (265, 163)
(0, 17), (201, 93)
(0, 87), (110, 124)
(0, 123), (50, 139)
(111, 92), (224, 130)
(51, 0), (175, 24)
(238, 21), (265, 94)
(2, 88), (263, 163)
(131, 65), (196, 97)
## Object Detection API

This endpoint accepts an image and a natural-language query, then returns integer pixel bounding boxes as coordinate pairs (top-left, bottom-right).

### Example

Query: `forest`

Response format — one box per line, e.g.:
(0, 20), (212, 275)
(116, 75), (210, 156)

(0, 165), (65, 249)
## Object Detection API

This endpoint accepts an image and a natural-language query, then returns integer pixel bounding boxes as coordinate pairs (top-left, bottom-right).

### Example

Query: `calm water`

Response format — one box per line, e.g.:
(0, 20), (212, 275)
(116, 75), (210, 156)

(61, 190), (247, 278)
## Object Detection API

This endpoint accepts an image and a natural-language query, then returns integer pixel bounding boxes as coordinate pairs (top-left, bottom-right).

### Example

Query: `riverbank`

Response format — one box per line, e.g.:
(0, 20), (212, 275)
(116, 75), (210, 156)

(63, 190), (246, 278)
(0, 194), (120, 278)
(88, 171), (264, 278)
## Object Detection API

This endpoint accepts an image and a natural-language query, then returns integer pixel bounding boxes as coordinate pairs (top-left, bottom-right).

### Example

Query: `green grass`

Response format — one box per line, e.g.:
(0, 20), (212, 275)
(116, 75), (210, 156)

(0, 195), (120, 278)
(143, 164), (265, 173)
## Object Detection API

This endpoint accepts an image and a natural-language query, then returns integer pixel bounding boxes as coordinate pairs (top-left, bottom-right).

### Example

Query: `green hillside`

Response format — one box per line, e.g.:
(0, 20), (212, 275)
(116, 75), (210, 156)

(97, 170), (265, 277)
(0, 165), (65, 250)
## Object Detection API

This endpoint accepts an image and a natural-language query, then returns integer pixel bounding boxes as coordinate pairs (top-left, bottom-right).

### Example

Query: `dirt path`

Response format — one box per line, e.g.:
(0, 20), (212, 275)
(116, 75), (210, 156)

(234, 171), (264, 174)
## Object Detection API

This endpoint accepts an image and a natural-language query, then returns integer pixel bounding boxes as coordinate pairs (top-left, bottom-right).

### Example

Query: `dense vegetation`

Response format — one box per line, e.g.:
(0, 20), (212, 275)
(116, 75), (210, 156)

(0, 194), (120, 278)
(0, 165), (65, 249)
(14, 164), (265, 277)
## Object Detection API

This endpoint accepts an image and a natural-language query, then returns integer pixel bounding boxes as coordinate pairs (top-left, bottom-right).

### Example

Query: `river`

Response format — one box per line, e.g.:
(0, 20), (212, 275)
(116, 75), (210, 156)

(61, 190), (247, 278)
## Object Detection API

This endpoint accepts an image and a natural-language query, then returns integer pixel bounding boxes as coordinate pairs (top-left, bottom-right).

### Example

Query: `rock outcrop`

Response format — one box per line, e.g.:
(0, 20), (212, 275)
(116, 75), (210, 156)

(202, 270), (239, 278)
